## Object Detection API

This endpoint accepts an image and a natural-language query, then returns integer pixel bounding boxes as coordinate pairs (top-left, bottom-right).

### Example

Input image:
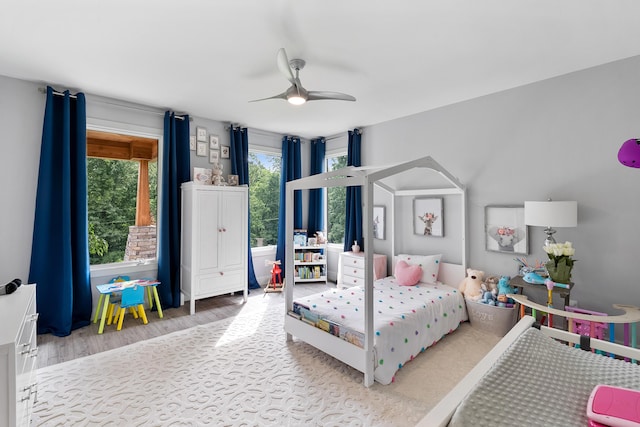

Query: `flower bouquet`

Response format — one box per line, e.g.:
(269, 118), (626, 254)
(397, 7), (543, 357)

(543, 241), (576, 284)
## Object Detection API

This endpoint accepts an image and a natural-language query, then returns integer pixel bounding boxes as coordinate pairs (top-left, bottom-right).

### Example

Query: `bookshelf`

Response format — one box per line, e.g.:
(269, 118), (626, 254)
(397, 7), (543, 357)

(293, 243), (328, 285)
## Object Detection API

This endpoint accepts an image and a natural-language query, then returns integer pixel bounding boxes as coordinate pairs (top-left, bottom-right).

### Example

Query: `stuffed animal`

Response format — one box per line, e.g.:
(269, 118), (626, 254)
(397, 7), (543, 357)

(479, 282), (497, 305)
(496, 275), (517, 305)
(458, 268), (485, 301)
(483, 275), (499, 294)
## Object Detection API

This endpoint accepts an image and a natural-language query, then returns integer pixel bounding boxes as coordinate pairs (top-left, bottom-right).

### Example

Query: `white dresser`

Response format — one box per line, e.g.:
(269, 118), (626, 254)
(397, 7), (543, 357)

(337, 252), (388, 289)
(180, 182), (248, 314)
(0, 284), (38, 427)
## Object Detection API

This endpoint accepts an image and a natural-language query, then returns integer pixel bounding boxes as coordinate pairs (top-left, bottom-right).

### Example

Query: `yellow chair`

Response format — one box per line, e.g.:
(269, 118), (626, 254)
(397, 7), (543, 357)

(115, 284), (148, 331)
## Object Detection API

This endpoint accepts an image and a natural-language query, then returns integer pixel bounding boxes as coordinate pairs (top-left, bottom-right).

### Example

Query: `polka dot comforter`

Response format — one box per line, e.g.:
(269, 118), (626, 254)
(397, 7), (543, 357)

(293, 276), (468, 384)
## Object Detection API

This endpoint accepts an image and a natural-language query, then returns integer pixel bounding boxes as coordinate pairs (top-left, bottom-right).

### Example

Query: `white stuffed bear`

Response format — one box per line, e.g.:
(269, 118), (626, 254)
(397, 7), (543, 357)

(458, 268), (485, 301)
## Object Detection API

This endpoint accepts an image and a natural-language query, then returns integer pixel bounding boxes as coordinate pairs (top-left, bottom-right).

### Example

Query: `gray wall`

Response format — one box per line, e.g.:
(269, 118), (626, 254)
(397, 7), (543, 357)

(2, 54), (639, 324)
(363, 55), (640, 316)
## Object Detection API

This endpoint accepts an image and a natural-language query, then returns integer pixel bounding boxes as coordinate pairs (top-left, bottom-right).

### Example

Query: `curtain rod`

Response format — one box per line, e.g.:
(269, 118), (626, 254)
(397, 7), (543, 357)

(38, 87), (190, 121)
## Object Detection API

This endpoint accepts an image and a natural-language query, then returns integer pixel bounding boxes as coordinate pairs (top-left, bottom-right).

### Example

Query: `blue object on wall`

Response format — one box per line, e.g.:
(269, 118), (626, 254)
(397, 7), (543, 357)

(157, 112), (191, 308)
(230, 126), (260, 290)
(29, 86), (92, 336)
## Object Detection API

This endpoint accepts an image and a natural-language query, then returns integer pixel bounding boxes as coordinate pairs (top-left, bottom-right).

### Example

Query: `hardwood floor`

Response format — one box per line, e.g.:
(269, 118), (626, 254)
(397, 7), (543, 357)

(36, 282), (334, 369)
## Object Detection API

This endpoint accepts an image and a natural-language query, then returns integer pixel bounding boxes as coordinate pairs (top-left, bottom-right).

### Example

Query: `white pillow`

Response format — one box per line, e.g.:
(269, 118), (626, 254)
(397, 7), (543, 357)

(396, 254), (442, 284)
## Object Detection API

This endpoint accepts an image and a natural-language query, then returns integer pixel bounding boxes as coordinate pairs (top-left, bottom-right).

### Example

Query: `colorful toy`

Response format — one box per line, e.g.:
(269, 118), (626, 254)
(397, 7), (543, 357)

(496, 276), (517, 306)
(480, 285), (497, 306)
(458, 268), (485, 301)
(264, 259), (283, 293)
(522, 271), (546, 285)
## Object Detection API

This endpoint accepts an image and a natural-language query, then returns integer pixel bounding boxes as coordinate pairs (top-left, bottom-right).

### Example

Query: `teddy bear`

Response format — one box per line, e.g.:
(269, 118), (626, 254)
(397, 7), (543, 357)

(458, 268), (485, 301)
(483, 275), (499, 294)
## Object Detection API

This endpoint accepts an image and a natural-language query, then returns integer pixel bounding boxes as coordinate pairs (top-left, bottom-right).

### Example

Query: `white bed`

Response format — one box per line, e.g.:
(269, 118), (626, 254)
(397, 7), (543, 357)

(419, 296), (640, 427)
(291, 268), (467, 384)
(283, 156), (468, 386)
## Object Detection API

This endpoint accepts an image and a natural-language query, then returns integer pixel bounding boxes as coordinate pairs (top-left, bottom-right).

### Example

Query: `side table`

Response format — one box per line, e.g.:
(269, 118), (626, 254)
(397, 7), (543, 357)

(337, 252), (387, 289)
(510, 275), (574, 320)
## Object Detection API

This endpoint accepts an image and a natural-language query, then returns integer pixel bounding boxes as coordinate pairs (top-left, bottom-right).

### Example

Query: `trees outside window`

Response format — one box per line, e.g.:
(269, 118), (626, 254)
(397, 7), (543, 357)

(86, 130), (158, 265)
(326, 154), (347, 244)
(248, 150), (281, 247)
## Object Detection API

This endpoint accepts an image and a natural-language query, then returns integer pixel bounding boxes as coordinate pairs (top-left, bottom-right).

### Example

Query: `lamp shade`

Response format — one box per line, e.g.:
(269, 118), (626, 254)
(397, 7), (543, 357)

(524, 201), (577, 227)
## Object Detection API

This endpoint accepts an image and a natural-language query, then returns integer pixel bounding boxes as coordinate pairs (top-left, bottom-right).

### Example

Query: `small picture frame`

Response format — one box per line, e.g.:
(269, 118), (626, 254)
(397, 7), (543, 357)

(227, 174), (238, 186)
(373, 205), (385, 240)
(485, 205), (528, 255)
(192, 167), (212, 185)
(209, 135), (219, 150)
(209, 150), (219, 164)
(189, 135), (196, 151)
(196, 127), (207, 142)
(413, 197), (444, 237)
(196, 142), (208, 157)
(220, 145), (230, 159)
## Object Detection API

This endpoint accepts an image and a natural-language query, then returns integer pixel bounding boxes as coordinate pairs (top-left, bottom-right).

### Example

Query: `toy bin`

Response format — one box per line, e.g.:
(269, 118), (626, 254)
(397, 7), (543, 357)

(465, 298), (518, 337)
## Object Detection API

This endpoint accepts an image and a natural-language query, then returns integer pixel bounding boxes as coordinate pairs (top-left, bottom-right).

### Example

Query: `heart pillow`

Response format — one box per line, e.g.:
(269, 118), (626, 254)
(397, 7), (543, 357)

(395, 260), (423, 286)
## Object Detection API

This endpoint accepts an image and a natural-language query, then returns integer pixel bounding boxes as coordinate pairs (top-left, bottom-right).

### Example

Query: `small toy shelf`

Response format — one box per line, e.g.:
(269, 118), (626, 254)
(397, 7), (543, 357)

(293, 244), (327, 285)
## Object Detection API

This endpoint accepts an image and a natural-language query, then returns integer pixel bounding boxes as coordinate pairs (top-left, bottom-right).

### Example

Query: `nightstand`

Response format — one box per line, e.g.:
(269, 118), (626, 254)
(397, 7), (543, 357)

(337, 252), (387, 289)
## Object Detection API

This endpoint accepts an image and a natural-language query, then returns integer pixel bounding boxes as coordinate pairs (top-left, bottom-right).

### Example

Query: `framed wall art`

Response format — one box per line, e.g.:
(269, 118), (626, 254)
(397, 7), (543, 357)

(209, 150), (219, 164)
(413, 198), (443, 237)
(485, 204), (528, 254)
(220, 145), (230, 159)
(189, 135), (196, 151)
(196, 127), (207, 142)
(209, 134), (219, 150)
(373, 205), (385, 240)
(196, 141), (207, 157)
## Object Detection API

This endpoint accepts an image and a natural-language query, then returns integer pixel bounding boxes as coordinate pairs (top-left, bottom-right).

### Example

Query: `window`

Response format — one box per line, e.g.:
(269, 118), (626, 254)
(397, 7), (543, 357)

(248, 149), (281, 248)
(87, 130), (158, 265)
(326, 153), (347, 244)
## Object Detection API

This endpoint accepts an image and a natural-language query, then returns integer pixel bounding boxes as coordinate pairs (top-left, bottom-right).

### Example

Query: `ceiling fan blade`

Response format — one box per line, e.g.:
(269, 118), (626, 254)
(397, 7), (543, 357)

(277, 48), (296, 85)
(248, 91), (288, 103)
(307, 91), (356, 102)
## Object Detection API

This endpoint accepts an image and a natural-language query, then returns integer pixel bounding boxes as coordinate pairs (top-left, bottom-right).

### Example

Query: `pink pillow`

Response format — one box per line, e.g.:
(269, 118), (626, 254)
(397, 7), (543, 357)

(395, 260), (423, 286)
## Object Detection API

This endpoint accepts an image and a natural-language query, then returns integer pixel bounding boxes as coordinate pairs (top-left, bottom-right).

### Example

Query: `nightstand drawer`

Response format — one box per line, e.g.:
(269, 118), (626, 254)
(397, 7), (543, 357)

(341, 274), (365, 287)
(343, 256), (365, 270)
(343, 267), (365, 279)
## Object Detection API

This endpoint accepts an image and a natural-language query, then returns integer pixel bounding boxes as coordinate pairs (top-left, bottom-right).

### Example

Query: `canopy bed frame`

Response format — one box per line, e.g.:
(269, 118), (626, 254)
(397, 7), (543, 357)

(284, 156), (467, 386)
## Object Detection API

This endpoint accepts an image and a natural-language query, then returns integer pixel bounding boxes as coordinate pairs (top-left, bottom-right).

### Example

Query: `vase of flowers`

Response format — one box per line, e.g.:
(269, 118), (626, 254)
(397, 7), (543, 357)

(543, 241), (576, 284)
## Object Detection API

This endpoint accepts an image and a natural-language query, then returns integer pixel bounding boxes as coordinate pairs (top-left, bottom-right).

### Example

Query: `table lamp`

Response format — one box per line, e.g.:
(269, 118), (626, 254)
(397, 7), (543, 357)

(524, 200), (577, 246)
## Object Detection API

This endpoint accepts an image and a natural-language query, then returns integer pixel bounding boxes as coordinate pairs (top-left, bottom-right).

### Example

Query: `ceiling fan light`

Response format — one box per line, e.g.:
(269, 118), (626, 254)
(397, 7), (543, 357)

(287, 95), (306, 105)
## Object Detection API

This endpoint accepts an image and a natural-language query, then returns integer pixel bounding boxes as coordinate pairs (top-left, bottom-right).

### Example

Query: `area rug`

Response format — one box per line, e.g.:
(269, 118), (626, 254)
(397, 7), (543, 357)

(33, 295), (497, 426)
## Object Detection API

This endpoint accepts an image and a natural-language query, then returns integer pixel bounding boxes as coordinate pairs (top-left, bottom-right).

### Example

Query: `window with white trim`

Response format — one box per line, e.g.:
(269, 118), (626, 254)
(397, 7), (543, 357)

(326, 153), (347, 244)
(248, 149), (281, 248)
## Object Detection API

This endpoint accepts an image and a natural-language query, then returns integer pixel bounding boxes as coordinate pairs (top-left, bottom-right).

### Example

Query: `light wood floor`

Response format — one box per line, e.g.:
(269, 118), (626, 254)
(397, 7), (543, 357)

(36, 282), (334, 369)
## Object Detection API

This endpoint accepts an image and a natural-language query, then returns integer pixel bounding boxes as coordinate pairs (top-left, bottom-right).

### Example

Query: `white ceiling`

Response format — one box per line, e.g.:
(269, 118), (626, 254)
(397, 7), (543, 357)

(2, 1), (640, 138)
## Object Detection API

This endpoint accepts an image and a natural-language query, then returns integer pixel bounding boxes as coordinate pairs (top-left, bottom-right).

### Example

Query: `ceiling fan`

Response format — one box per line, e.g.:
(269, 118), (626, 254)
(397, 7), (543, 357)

(250, 48), (356, 105)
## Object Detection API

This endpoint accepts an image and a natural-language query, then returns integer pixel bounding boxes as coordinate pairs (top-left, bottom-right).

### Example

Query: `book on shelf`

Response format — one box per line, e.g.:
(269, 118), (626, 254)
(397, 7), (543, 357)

(287, 310), (302, 320)
(293, 229), (307, 246)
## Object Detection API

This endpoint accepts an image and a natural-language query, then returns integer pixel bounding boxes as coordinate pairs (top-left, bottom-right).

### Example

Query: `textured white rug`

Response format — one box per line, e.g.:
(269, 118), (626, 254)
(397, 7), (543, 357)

(33, 296), (442, 426)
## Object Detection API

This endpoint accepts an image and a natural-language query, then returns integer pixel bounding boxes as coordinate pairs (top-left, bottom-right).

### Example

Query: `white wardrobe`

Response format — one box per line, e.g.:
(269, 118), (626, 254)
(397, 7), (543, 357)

(180, 182), (248, 314)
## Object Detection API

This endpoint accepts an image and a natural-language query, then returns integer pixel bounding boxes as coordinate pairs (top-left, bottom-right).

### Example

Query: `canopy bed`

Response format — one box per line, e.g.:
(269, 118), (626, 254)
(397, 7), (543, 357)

(284, 156), (468, 386)
(419, 295), (640, 427)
